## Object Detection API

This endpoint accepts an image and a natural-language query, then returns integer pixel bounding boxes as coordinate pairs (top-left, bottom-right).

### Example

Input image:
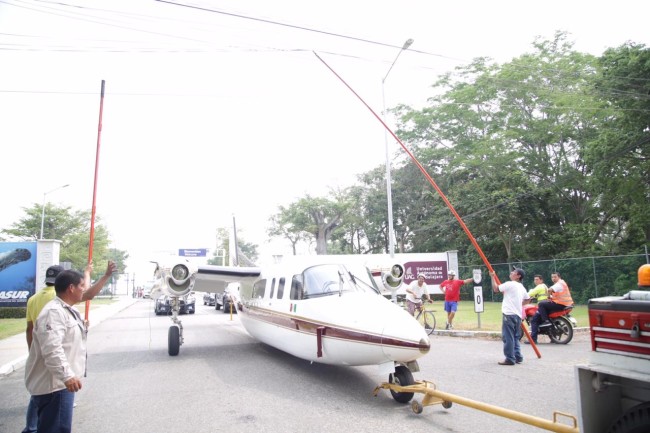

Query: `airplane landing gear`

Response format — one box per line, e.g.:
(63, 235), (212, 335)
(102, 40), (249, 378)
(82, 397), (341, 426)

(168, 297), (184, 356)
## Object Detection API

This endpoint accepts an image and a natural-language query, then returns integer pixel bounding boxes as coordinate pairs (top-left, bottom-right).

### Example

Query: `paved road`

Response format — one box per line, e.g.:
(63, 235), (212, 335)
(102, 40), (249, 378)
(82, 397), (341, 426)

(0, 300), (590, 433)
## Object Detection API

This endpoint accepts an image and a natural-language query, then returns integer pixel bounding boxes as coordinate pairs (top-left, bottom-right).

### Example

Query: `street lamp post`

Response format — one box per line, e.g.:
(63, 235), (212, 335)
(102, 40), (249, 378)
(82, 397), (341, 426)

(382, 38), (413, 258)
(40, 183), (70, 239)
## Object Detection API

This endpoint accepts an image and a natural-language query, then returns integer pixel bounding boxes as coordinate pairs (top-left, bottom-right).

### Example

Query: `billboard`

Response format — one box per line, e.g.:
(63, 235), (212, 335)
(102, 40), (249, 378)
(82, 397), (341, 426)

(402, 260), (448, 285)
(0, 242), (37, 307)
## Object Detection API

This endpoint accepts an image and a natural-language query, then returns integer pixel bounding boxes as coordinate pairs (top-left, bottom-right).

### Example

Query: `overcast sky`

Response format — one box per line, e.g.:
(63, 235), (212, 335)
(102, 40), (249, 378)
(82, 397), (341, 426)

(1, 0), (648, 278)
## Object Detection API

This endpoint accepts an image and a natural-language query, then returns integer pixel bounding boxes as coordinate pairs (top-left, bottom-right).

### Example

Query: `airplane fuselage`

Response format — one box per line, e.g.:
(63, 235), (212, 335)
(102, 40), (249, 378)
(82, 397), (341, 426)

(155, 257), (431, 369)
(231, 260), (431, 367)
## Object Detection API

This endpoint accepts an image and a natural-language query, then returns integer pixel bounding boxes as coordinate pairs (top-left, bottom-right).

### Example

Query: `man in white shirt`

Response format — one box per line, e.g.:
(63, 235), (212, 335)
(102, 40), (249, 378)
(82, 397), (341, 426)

(491, 267), (530, 366)
(405, 274), (431, 316)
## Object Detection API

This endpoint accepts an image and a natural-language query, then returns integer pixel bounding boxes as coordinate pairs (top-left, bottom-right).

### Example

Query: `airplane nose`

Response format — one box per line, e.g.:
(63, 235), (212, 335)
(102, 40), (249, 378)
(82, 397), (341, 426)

(381, 313), (431, 361)
(418, 337), (431, 354)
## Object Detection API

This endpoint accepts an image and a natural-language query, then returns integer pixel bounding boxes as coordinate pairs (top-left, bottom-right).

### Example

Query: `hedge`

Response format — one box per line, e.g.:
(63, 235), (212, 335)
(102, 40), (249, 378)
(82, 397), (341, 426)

(0, 307), (26, 319)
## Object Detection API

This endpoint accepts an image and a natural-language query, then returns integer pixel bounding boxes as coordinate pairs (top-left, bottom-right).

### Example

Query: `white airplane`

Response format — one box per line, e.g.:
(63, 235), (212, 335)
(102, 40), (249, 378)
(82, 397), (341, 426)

(150, 255), (431, 403)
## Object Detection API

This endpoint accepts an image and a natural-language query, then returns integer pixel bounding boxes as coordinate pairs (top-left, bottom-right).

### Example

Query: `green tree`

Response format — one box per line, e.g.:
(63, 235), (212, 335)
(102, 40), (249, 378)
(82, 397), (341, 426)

(1, 203), (128, 280)
(391, 32), (619, 262)
(207, 227), (258, 266)
(351, 168), (393, 254)
(3, 203), (84, 241)
(588, 42), (650, 251)
(267, 209), (310, 256)
(268, 193), (348, 255)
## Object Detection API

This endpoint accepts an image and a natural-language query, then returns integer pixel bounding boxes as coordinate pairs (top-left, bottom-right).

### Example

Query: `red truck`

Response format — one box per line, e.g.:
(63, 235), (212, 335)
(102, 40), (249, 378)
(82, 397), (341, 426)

(575, 264), (650, 433)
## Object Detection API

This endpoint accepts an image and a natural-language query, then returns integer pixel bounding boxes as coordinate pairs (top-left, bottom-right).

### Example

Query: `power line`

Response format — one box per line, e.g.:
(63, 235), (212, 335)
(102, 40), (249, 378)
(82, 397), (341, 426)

(1, 0), (648, 104)
(154, 0), (461, 61)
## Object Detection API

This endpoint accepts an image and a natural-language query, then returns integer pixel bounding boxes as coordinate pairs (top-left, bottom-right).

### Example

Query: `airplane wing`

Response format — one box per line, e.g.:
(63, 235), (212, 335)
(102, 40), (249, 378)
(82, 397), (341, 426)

(193, 264), (261, 293)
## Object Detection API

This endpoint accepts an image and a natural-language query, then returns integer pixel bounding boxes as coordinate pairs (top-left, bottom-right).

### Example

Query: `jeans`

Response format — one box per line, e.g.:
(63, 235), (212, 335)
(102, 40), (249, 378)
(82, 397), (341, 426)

(537, 300), (566, 322)
(502, 314), (523, 363)
(530, 312), (541, 341)
(21, 397), (37, 433)
(29, 389), (75, 433)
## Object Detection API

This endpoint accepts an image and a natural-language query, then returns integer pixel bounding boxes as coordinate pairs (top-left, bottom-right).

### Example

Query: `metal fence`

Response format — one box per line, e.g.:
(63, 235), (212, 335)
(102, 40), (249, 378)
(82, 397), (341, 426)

(460, 252), (649, 305)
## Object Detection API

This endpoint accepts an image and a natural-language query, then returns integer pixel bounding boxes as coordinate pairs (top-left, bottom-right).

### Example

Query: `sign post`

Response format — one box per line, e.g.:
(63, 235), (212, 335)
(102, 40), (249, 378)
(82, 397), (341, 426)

(473, 269), (483, 328)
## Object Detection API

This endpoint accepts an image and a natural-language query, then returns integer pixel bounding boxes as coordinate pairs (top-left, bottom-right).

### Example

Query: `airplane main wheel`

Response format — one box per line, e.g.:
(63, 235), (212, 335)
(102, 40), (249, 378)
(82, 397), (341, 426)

(389, 365), (415, 403)
(168, 326), (180, 356)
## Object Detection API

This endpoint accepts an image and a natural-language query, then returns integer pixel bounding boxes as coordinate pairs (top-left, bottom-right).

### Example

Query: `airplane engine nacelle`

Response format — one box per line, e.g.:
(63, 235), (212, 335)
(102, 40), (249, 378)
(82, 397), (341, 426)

(153, 262), (196, 298)
(382, 264), (405, 291)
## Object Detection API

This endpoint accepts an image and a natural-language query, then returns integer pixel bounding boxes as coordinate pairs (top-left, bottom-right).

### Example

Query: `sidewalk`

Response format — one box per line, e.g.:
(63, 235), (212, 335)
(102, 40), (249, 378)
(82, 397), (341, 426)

(0, 296), (138, 377)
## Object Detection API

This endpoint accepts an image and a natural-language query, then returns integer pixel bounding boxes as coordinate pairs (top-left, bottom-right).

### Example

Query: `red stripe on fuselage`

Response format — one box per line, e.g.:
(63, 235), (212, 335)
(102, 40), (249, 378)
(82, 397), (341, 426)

(240, 304), (428, 351)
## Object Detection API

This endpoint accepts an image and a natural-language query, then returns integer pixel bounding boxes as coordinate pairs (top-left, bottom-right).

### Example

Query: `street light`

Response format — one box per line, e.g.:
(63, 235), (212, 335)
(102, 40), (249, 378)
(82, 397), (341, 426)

(382, 38), (413, 258)
(40, 183), (70, 239)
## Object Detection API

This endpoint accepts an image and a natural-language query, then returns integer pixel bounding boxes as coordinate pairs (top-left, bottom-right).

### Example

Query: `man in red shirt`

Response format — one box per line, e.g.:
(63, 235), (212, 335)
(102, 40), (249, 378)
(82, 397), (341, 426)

(440, 270), (473, 330)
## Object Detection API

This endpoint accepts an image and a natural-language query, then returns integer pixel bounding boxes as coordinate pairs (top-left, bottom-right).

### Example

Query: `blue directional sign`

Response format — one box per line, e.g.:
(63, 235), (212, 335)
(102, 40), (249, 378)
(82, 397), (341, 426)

(178, 248), (207, 257)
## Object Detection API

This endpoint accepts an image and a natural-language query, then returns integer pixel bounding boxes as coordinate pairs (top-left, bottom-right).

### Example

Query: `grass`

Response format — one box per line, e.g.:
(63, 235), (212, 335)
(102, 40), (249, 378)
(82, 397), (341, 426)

(0, 319), (25, 340)
(0, 297), (117, 340)
(419, 301), (589, 332)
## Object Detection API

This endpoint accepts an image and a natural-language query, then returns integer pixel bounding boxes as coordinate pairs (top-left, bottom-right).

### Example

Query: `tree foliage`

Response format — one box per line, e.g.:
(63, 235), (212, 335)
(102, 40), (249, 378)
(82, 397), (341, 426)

(207, 227), (258, 266)
(268, 192), (348, 255)
(1, 203), (128, 280)
(268, 33), (649, 262)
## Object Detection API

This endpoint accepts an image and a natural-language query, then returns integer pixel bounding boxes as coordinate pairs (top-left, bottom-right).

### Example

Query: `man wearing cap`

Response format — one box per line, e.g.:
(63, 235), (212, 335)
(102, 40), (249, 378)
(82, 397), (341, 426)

(490, 268), (530, 366)
(440, 270), (473, 330)
(25, 265), (63, 351)
(22, 261), (116, 433)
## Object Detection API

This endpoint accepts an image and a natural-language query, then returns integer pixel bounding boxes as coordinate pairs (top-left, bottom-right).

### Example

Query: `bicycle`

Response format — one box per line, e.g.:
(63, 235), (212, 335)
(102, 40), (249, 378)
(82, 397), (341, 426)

(414, 301), (436, 335)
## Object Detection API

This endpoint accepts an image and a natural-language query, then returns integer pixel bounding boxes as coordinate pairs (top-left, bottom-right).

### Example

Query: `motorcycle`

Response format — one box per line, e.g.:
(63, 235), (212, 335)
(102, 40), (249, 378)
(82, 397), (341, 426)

(522, 297), (577, 344)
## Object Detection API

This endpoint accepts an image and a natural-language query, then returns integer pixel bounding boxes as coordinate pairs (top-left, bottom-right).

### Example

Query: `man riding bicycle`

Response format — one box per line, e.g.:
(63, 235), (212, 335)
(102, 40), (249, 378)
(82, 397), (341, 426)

(405, 274), (431, 316)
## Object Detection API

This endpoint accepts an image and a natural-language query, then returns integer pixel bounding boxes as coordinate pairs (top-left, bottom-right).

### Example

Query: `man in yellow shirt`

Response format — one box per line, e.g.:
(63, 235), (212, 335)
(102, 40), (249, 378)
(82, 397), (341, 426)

(527, 275), (549, 303)
(25, 265), (61, 349)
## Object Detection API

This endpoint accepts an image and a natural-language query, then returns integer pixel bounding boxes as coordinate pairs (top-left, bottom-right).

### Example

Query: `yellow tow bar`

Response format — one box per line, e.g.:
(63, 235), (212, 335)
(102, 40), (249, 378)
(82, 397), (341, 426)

(373, 380), (579, 433)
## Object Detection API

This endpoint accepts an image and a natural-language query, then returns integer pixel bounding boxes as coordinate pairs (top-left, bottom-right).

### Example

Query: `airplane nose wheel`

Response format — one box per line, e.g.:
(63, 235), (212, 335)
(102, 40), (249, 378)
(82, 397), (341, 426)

(167, 298), (184, 356)
(389, 365), (415, 403)
(168, 325), (180, 356)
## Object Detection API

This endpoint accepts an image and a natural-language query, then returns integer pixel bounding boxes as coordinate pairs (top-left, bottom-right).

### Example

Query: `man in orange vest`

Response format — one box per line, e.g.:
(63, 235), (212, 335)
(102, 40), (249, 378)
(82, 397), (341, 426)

(529, 271), (573, 343)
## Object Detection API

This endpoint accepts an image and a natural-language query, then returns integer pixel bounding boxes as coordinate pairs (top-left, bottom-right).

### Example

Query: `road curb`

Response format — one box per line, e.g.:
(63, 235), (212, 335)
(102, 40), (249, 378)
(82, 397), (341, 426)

(432, 326), (590, 339)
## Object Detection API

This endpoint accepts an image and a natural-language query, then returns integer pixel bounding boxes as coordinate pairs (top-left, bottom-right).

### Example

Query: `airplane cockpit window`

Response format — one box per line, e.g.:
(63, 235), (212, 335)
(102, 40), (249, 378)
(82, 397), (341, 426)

(277, 277), (285, 299)
(290, 275), (303, 300)
(302, 264), (380, 298)
(252, 279), (266, 299)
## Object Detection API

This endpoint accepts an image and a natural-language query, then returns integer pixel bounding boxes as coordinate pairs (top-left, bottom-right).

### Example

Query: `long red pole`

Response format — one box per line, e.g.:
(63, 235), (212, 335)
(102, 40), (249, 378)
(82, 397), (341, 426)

(314, 52), (541, 357)
(85, 80), (105, 321)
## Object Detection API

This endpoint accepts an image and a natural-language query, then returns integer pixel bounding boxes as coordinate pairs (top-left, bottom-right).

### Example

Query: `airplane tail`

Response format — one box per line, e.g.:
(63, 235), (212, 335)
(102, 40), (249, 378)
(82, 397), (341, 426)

(230, 215), (257, 267)
(229, 216), (238, 266)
